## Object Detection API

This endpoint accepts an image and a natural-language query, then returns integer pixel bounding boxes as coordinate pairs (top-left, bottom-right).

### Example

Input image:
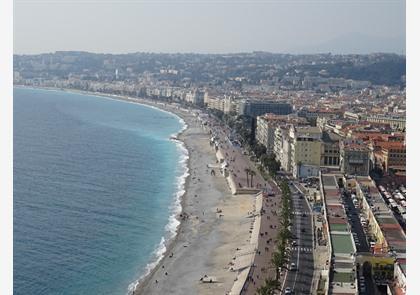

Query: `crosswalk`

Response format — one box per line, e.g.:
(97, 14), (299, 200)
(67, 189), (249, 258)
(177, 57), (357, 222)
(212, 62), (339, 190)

(289, 247), (313, 253)
(291, 211), (312, 216)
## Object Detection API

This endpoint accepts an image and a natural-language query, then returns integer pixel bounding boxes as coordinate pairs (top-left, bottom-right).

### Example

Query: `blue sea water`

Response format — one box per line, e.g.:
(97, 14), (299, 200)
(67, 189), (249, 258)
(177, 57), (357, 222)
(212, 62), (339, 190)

(13, 87), (187, 295)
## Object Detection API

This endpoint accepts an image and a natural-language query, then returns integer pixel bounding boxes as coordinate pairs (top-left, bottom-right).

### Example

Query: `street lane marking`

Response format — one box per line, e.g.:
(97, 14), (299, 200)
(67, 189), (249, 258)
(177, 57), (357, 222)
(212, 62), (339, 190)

(290, 247), (313, 253)
(292, 211), (311, 215)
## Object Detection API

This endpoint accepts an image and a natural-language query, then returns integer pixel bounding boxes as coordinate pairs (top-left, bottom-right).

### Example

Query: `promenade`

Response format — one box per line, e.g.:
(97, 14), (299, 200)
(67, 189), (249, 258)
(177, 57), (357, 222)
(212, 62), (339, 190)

(135, 105), (291, 295)
(203, 115), (285, 295)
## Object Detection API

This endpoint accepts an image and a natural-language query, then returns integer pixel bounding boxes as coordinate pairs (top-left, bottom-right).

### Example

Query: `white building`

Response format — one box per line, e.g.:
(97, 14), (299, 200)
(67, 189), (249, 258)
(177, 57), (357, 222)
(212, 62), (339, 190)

(256, 114), (287, 154)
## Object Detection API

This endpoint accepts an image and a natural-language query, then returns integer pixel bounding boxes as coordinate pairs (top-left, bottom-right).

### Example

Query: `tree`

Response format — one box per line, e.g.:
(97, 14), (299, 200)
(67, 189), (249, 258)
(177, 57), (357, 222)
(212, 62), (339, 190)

(249, 170), (256, 187)
(257, 284), (271, 295)
(257, 278), (278, 295)
(272, 251), (286, 281)
(244, 168), (251, 187)
(254, 143), (267, 158)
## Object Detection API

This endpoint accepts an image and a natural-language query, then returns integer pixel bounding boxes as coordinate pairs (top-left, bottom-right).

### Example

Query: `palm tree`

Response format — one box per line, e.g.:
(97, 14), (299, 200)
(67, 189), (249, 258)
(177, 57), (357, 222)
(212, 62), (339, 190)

(257, 278), (278, 295)
(271, 251), (285, 281)
(244, 168), (251, 187)
(257, 284), (271, 295)
(249, 170), (256, 187)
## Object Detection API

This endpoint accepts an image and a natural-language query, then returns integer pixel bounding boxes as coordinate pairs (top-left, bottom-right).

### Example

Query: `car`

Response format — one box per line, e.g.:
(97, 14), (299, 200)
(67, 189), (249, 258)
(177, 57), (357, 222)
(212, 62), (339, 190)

(299, 194), (303, 199)
(302, 213), (307, 217)
(284, 287), (292, 294)
(292, 240), (297, 246)
(301, 228), (306, 233)
(289, 262), (297, 271)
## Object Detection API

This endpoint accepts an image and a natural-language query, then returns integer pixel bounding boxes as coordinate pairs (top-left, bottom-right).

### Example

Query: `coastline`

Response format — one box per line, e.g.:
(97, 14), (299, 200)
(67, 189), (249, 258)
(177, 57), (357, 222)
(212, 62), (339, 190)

(15, 85), (263, 295)
(15, 85), (196, 293)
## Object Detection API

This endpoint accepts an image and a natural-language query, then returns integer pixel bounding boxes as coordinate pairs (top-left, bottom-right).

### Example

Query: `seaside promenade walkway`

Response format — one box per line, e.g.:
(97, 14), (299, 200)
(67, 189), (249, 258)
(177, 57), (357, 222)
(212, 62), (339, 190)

(203, 116), (285, 295)
(208, 122), (263, 195)
(240, 181), (283, 295)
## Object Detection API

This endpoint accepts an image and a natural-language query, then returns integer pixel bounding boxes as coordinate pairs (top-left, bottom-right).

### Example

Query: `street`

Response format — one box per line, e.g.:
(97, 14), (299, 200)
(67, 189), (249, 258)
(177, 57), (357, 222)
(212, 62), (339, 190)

(280, 183), (314, 294)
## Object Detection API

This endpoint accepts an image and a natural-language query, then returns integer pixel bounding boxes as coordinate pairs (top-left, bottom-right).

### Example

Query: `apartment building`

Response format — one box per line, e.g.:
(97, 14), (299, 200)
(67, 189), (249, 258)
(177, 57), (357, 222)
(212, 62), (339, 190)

(321, 131), (342, 167)
(274, 126), (292, 173)
(238, 99), (292, 118)
(340, 140), (371, 176)
(206, 96), (225, 112)
(350, 177), (405, 289)
(290, 126), (322, 178)
(256, 114), (285, 154)
(374, 141), (406, 173)
(367, 115), (406, 131)
(256, 114), (308, 154)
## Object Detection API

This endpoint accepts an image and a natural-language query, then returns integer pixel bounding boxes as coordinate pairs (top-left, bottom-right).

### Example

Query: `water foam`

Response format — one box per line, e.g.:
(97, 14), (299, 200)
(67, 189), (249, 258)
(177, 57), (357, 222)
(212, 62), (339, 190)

(127, 116), (189, 295)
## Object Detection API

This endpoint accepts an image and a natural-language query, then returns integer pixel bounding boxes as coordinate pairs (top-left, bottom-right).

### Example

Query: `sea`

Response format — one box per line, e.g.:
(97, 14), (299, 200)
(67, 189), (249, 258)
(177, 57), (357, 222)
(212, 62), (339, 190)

(13, 87), (188, 295)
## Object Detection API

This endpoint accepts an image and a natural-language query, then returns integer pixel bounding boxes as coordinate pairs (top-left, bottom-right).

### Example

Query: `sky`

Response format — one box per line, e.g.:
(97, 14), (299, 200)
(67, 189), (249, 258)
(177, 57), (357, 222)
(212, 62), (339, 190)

(14, 0), (406, 55)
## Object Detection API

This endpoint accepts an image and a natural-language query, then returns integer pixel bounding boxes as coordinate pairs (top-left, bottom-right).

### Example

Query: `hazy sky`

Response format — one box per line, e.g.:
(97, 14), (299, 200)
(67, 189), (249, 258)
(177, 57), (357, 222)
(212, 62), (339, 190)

(14, 0), (406, 54)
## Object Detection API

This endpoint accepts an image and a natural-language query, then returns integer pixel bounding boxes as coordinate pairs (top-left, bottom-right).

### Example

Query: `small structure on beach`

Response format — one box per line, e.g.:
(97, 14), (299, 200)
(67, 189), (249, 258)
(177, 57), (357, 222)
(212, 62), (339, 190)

(200, 275), (218, 283)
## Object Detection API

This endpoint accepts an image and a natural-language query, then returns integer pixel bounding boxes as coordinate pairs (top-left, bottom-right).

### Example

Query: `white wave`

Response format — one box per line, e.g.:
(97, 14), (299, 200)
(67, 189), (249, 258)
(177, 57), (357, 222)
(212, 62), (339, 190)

(127, 236), (167, 294)
(127, 119), (190, 295)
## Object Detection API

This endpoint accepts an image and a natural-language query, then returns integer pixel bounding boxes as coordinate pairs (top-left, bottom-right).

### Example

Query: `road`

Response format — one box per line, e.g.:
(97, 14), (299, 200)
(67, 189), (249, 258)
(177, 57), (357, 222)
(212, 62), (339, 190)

(341, 191), (370, 252)
(341, 191), (378, 295)
(281, 182), (314, 294)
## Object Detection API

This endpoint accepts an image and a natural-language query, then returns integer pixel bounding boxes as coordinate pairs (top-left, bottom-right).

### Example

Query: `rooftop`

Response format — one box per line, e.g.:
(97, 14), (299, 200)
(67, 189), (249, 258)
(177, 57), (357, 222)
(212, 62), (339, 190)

(331, 233), (355, 254)
(295, 126), (322, 135)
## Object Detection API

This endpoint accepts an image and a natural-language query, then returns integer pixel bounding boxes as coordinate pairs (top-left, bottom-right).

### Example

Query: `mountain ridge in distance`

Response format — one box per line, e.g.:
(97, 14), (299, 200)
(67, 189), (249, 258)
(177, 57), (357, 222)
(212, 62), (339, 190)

(291, 32), (405, 55)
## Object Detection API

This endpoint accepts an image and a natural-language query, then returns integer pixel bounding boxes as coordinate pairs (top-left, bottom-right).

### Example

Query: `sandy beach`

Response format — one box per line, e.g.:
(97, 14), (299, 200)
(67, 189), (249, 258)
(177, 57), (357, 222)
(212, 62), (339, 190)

(19, 86), (277, 294)
(130, 103), (259, 295)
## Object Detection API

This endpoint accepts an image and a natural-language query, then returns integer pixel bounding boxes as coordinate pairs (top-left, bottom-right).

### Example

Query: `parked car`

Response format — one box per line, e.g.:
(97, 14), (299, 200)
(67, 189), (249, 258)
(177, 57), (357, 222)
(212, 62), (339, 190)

(284, 287), (293, 294)
(290, 262), (297, 271)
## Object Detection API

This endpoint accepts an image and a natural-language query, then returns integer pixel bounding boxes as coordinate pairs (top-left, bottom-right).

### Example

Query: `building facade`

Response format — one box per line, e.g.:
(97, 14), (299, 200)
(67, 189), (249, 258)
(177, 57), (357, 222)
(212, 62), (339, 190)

(290, 126), (322, 178)
(321, 131), (342, 167)
(255, 114), (305, 154)
(367, 115), (406, 131)
(238, 99), (292, 118)
(274, 126), (292, 173)
(339, 140), (371, 176)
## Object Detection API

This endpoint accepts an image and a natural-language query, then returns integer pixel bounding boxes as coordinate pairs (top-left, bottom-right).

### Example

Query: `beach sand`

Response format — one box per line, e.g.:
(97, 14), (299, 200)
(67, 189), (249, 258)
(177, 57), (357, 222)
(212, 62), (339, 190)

(132, 104), (257, 295)
(20, 87), (265, 295)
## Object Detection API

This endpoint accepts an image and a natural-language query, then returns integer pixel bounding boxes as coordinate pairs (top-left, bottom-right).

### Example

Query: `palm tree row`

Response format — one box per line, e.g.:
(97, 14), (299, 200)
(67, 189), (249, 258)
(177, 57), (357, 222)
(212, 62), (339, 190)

(244, 167), (256, 187)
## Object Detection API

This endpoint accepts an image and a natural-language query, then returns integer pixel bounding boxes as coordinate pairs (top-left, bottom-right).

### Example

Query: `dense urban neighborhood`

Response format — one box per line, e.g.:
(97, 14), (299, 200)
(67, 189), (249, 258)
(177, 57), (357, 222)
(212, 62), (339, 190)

(14, 51), (406, 295)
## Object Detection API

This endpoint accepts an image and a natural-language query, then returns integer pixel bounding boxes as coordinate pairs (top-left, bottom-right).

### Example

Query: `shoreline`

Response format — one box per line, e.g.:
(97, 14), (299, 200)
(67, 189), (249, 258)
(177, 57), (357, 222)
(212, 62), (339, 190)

(15, 85), (198, 294)
(15, 85), (265, 295)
